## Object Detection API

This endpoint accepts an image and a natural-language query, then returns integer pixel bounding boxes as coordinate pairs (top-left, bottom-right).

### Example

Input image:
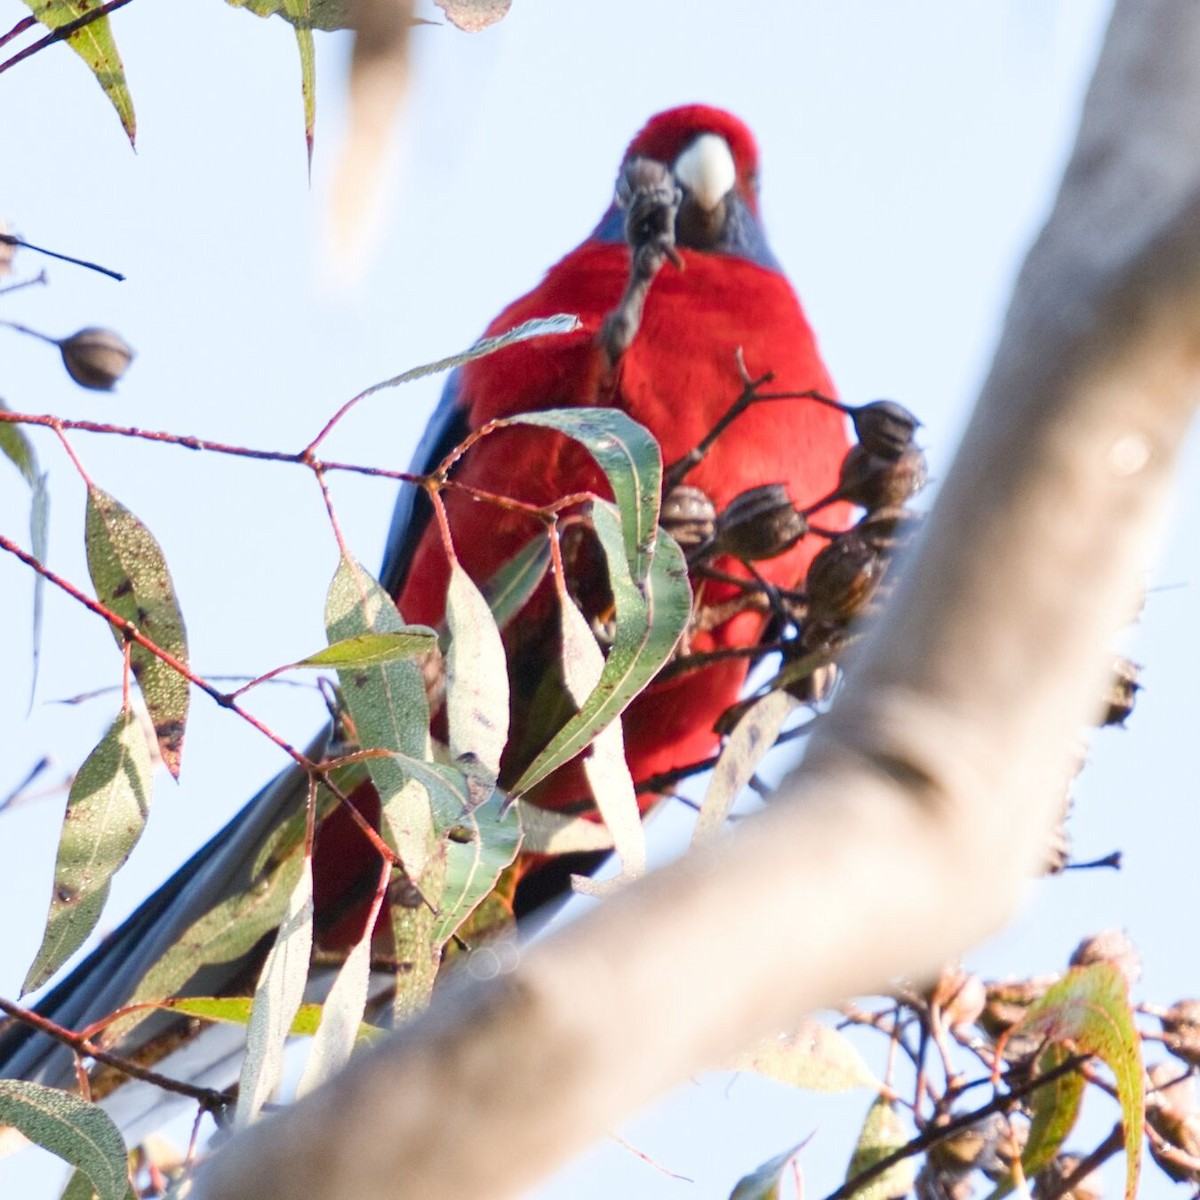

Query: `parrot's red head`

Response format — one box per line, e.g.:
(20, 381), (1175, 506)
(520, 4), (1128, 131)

(593, 105), (779, 271)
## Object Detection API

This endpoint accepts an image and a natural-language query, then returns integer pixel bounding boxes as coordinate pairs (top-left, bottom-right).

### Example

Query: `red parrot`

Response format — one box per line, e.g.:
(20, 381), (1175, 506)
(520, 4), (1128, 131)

(0, 106), (849, 1121)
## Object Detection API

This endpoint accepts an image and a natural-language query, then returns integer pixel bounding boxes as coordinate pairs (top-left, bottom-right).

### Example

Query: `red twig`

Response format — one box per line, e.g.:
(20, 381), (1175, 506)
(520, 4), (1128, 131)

(0, 531), (311, 770)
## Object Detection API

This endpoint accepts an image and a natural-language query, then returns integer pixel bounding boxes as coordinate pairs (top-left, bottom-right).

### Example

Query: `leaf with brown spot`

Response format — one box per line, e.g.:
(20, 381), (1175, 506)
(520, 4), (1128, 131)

(22, 711), (152, 994)
(85, 486), (190, 776)
(20, 0), (135, 145)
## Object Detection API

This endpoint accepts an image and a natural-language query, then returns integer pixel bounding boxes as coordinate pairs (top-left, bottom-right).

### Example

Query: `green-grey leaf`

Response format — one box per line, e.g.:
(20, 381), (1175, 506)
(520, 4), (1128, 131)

(694, 691), (798, 843)
(0, 399), (38, 485)
(845, 1097), (915, 1200)
(294, 628), (437, 669)
(445, 562), (509, 782)
(0, 1080), (128, 1200)
(23, 711), (152, 994)
(325, 558), (441, 1022)
(85, 486), (190, 777)
(355, 314), (582, 406)
(325, 558), (432, 874)
(557, 592), (643, 883)
(21, 1), (135, 145)
(510, 503), (691, 797)
(730, 1140), (810, 1200)
(735, 1021), (879, 1093)
(509, 408), (662, 583)
(234, 859), (314, 1128)
(295, 919), (373, 1098)
(59, 1165), (137, 1200)
(432, 786), (520, 947)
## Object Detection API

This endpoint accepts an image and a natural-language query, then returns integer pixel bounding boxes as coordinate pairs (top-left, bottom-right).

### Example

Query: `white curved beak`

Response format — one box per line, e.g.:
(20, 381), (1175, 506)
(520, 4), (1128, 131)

(673, 133), (737, 213)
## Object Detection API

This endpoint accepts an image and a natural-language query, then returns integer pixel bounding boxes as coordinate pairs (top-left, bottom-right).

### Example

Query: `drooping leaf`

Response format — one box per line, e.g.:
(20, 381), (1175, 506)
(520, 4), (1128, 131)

(730, 1139), (811, 1200)
(510, 503), (691, 798)
(0, 399), (38, 485)
(557, 590), (644, 888)
(435, 0), (510, 32)
(431, 785), (520, 947)
(1006, 962), (1144, 1200)
(293, 628), (437, 669)
(325, 558), (431, 874)
(694, 691), (798, 843)
(483, 533), (551, 631)
(325, 558), (440, 1019)
(445, 562), (509, 782)
(985, 1043), (1085, 1200)
(85, 486), (190, 776)
(508, 408), (663, 583)
(21, 1), (135, 144)
(844, 1097), (915, 1200)
(296, 910), (373, 1097)
(23, 711), (152, 994)
(0, 1080), (128, 1200)
(234, 856), (314, 1128)
(736, 1020), (879, 1093)
(356, 314), (582, 405)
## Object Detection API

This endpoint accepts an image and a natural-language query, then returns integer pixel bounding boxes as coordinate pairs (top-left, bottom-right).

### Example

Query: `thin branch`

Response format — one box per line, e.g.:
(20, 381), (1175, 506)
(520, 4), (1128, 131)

(0, 997), (228, 1112)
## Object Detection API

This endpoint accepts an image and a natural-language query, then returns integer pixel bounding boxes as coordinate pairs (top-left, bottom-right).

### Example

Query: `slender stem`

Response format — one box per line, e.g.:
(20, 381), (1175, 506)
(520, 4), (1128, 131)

(0, 996), (228, 1111)
(0, 316), (59, 345)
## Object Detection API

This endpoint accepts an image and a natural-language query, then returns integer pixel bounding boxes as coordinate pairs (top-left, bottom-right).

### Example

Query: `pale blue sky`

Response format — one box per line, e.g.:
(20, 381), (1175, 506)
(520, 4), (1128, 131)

(2, 2), (1197, 1197)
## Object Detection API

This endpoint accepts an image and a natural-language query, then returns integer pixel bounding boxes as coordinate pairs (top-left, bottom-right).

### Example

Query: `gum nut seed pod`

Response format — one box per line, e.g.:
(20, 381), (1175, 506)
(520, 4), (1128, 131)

(929, 965), (987, 1031)
(978, 976), (1056, 1040)
(805, 533), (884, 623)
(915, 1163), (975, 1200)
(1161, 1000), (1200, 1069)
(659, 484), (717, 551)
(1147, 1063), (1200, 1183)
(851, 399), (921, 458)
(1033, 1154), (1103, 1200)
(58, 327), (135, 390)
(855, 505), (922, 552)
(836, 443), (928, 511)
(1069, 928), (1141, 989)
(711, 483), (808, 561)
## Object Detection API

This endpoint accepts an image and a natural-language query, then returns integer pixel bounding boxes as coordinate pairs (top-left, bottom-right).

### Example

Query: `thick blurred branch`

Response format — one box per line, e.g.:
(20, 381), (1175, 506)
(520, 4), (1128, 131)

(191, 1), (1200, 1196)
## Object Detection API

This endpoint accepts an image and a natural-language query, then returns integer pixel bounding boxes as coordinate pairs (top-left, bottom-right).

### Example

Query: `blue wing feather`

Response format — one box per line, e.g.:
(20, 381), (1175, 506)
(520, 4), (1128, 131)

(379, 368), (470, 600)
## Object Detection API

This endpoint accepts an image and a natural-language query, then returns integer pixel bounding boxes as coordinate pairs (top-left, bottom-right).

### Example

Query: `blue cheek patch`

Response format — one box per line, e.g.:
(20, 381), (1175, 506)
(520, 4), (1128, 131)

(590, 192), (783, 274)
